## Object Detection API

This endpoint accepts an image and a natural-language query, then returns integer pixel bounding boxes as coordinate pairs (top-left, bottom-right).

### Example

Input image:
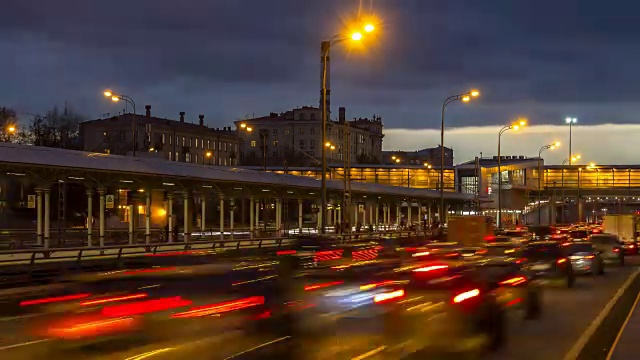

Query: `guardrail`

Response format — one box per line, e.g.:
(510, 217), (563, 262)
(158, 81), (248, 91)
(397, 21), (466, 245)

(0, 230), (438, 267)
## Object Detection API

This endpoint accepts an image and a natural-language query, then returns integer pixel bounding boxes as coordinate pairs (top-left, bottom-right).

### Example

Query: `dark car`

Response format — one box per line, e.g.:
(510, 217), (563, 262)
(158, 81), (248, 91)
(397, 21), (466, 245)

(563, 242), (605, 275)
(522, 241), (575, 288)
(590, 234), (625, 266)
(568, 229), (590, 241)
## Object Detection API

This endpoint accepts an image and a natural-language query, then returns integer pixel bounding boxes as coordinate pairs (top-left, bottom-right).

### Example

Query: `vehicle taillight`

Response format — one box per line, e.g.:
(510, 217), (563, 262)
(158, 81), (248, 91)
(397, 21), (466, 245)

(452, 289), (480, 304)
(557, 258), (567, 264)
(613, 248), (620, 253)
(20, 293), (92, 307)
(411, 251), (431, 257)
(277, 250), (296, 255)
(585, 255), (595, 259)
(304, 281), (344, 291)
(413, 264), (449, 272)
(499, 276), (527, 286)
(373, 289), (405, 304)
(80, 293), (148, 306)
(172, 296), (264, 318)
(102, 297), (191, 317)
(629, 245), (636, 249)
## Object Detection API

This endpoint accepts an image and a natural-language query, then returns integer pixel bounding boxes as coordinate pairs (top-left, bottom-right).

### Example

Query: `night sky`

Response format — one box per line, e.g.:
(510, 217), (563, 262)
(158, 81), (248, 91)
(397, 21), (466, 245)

(2, 0), (640, 137)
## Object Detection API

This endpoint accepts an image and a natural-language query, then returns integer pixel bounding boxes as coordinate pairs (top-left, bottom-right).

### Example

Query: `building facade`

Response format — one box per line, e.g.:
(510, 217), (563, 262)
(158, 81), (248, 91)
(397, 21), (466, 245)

(234, 106), (383, 167)
(80, 106), (241, 166)
(383, 146), (454, 167)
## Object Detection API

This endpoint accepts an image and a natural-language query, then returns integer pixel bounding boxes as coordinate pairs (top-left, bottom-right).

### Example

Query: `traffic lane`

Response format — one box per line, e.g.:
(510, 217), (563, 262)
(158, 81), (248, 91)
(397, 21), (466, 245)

(488, 257), (640, 360)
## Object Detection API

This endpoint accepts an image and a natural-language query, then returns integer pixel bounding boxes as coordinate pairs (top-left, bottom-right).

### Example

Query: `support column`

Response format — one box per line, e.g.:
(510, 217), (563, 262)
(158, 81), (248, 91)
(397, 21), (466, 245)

(36, 189), (43, 245)
(86, 189), (93, 247)
(375, 203), (380, 231)
(219, 195), (225, 241)
(128, 204), (134, 244)
(317, 201), (322, 232)
(145, 190), (151, 244)
(333, 206), (338, 230)
(428, 203), (432, 228)
(298, 199), (303, 233)
(44, 189), (50, 249)
(407, 201), (412, 227)
(417, 202), (422, 230)
(201, 195), (207, 235)
(396, 204), (401, 228)
(167, 193), (173, 243)
(382, 204), (387, 230)
(230, 198), (235, 240)
(249, 197), (255, 240)
(98, 188), (105, 247)
(183, 192), (190, 243)
(275, 198), (281, 236)
(369, 204), (373, 228)
(255, 200), (260, 229)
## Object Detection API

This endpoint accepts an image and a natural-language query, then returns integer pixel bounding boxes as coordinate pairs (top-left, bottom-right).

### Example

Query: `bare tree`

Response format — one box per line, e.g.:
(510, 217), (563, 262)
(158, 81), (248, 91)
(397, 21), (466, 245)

(29, 102), (84, 149)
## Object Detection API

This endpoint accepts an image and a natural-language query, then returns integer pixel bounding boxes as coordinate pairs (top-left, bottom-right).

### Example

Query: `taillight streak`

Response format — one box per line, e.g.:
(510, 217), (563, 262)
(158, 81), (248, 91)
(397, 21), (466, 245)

(500, 276), (527, 286)
(413, 265), (448, 272)
(304, 281), (344, 291)
(122, 267), (177, 275)
(373, 289), (405, 304)
(20, 293), (92, 307)
(314, 250), (343, 262)
(276, 250), (296, 256)
(352, 249), (379, 261)
(452, 289), (480, 304)
(172, 296), (264, 318)
(80, 293), (148, 306)
(557, 258), (567, 264)
(102, 297), (191, 317)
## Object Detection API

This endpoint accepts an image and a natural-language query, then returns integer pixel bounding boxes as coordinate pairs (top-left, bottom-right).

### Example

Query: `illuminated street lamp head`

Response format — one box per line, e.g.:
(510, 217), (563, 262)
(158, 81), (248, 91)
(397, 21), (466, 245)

(518, 119), (527, 126)
(7, 125), (16, 133)
(246, 127), (253, 132)
(330, 145), (336, 150)
(351, 32), (363, 41)
(470, 90), (480, 97)
(325, 142), (331, 147)
(554, 141), (561, 147)
(576, 155), (581, 159)
(364, 24), (375, 33)
(240, 123), (246, 128)
(395, 158), (401, 163)
(103, 90), (112, 97)
(462, 95), (471, 102)
(565, 117), (578, 124)
(206, 151), (212, 157)
(513, 125), (520, 131)
(111, 96), (119, 102)
(391, 155), (397, 160)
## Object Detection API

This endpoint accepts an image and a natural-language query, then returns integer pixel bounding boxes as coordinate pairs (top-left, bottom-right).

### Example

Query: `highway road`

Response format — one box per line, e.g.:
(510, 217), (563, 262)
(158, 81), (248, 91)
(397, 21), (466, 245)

(1, 258), (638, 360)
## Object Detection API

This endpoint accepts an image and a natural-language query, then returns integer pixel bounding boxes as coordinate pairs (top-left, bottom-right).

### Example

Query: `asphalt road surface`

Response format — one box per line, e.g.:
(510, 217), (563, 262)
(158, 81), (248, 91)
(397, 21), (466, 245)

(1, 258), (638, 360)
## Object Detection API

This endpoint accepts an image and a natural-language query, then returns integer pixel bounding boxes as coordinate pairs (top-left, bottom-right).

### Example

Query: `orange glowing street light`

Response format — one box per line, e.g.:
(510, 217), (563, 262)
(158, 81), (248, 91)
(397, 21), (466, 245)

(7, 125), (16, 134)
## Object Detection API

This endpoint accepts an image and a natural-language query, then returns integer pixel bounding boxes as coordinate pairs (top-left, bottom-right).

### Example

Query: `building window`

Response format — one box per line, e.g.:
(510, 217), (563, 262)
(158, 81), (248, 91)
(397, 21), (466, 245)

(310, 140), (315, 147)
(161, 134), (166, 144)
(250, 140), (257, 147)
(194, 138), (198, 148)
(189, 138), (193, 147)
(103, 148), (110, 154)
(182, 137), (186, 146)
(195, 154), (199, 163)
(309, 151), (315, 157)
(119, 131), (126, 141)
(224, 143), (227, 151)
(284, 129), (290, 136)
(273, 129), (278, 135)
(168, 151), (172, 161)
(299, 114), (305, 120)
(273, 140), (278, 146)
(299, 140), (305, 147)
(169, 135), (172, 145)
(207, 140), (210, 149)
(175, 152), (179, 161)
(186, 153), (191, 162)
(273, 152), (278, 158)
(299, 128), (304, 135)
(310, 128), (315, 135)
(200, 139), (204, 148)
(310, 113), (316, 120)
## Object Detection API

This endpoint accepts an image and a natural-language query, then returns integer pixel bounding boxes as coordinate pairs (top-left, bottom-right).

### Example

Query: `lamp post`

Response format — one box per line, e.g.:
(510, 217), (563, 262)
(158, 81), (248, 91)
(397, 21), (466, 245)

(537, 142), (560, 224)
(205, 150), (213, 165)
(565, 117), (577, 165)
(320, 23), (375, 234)
(440, 90), (480, 225)
(104, 90), (137, 156)
(240, 125), (267, 170)
(497, 119), (527, 228)
(561, 155), (581, 223)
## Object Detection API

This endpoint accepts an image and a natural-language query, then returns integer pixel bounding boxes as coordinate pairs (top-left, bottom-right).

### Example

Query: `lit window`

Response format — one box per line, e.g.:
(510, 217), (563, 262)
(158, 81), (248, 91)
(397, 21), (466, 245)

(168, 151), (172, 161)
(250, 140), (256, 147)
(299, 128), (304, 135)
(175, 152), (179, 161)
(195, 154), (199, 163)
(273, 140), (278, 146)
(161, 134), (166, 144)
(284, 129), (290, 135)
(194, 138), (198, 148)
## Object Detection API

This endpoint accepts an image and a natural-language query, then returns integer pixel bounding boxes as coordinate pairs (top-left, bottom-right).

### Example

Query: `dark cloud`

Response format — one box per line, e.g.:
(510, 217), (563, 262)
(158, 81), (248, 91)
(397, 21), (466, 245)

(1, 0), (639, 129)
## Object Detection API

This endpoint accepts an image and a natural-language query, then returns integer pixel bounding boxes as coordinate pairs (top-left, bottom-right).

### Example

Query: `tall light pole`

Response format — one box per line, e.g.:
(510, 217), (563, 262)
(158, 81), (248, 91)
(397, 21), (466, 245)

(565, 117), (577, 165)
(561, 154), (580, 223)
(497, 119), (526, 228)
(538, 142), (560, 224)
(440, 90), (479, 225)
(320, 22), (375, 234)
(104, 90), (137, 156)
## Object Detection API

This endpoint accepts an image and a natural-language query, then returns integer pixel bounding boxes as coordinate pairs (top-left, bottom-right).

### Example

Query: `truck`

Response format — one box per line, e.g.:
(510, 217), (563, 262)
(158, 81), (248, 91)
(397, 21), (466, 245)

(447, 215), (494, 247)
(602, 214), (639, 243)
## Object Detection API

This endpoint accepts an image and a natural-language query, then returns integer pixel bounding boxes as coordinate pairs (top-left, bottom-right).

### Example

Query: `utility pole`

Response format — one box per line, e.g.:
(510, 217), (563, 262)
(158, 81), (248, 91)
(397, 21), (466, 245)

(342, 122), (351, 235)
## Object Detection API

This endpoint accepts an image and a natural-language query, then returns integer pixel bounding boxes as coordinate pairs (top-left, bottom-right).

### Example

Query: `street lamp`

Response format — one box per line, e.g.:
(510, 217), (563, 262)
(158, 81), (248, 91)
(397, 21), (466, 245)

(104, 90), (137, 156)
(565, 117), (578, 165)
(497, 119), (527, 228)
(440, 89), (480, 225)
(320, 22), (377, 234)
(240, 123), (267, 171)
(205, 150), (213, 165)
(537, 141), (560, 224)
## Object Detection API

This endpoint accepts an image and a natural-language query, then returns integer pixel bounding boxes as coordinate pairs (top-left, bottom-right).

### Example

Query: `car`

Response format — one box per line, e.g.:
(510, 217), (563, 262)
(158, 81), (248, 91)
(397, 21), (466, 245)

(521, 241), (575, 288)
(501, 229), (532, 244)
(619, 239), (638, 256)
(283, 248), (543, 357)
(485, 235), (515, 244)
(590, 234), (625, 266)
(482, 243), (524, 259)
(562, 242), (605, 275)
(568, 229), (590, 241)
